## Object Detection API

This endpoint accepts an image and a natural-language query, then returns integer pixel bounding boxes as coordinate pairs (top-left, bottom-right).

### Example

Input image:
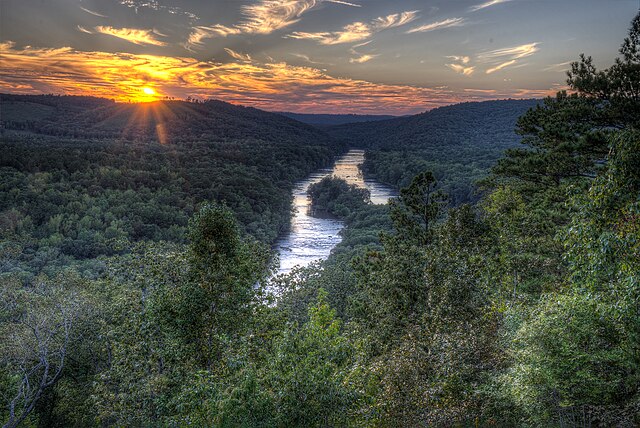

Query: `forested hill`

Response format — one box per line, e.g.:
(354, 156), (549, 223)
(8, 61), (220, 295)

(278, 112), (397, 126)
(0, 94), (337, 146)
(326, 99), (541, 203)
(326, 99), (539, 149)
(0, 94), (343, 277)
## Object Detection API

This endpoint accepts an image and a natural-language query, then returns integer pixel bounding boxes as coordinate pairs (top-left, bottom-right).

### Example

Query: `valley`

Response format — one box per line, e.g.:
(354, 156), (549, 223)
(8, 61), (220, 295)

(1, 11), (639, 426)
(274, 149), (396, 276)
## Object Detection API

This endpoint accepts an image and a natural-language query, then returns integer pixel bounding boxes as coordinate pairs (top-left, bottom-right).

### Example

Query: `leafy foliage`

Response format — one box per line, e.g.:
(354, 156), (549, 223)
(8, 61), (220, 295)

(329, 99), (539, 204)
(2, 12), (640, 428)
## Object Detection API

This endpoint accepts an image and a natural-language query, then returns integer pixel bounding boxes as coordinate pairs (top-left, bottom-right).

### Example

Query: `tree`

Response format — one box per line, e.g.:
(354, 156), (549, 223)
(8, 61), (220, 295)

(187, 203), (271, 367)
(389, 171), (447, 245)
(1, 273), (87, 428)
(500, 130), (640, 427)
(482, 12), (640, 298)
(492, 11), (640, 191)
(167, 290), (362, 428)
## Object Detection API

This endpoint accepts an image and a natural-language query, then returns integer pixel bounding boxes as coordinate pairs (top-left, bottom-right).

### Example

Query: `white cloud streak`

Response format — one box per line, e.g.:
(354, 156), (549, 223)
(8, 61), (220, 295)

(325, 0), (361, 6)
(95, 26), (168, 46)
(480, 42), (539, 73)
(469, 0), (512, 12)
(77, 25), (94, 34)
(486, 60), (516, 74)
(543, 61), (573, 72)
(406, 17), (466, 34)
(224, 48), (252, 62)
(185, 0), (360, 50)
(288, 10), (418, 45)
(79, 6), (107, 17)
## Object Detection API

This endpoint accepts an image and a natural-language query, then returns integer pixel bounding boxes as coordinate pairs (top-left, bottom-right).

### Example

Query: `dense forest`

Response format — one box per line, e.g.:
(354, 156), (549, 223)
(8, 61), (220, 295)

(1, 12), (639, 428)
(329, 99), (539, 204)
(278, 113), (397, 126)
(0, 98), (343, 279)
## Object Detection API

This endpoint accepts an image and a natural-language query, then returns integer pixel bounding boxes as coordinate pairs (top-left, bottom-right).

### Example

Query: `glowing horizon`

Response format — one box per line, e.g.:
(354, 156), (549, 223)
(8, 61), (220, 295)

(0, 0), (636, 114)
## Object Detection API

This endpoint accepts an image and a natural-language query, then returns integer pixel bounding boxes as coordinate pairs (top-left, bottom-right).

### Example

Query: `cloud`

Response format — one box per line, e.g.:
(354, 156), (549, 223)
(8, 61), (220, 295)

(447, 55), (470, 64)
(0, 41), (464, 114)
(119, 0), (198, 20)
(325, 0), (361, 6)
(77, 25), (94, 34)
(350, 54), (378, 63)
(352, 40), (373, 48)
(543, 61), (573, 72)
(479, 42), (539, 73)
(469, 0), (512, 12)
(95, 26), (167, 46)
(486, 60), (515, 74)
(224, 48), (252, 62)
(239, 0), (320, 35)
(79, 6), (107, 18)
(0, 42), (550, 114)
(480, 43), (539, 60)
(183, 25), (242, 50)
(290, 53), (325, 64)
(406, 17), (465, 34)
(288, 10), (418, 44)
(446, 63), (475, 75)
(445, 55), (474, 75)
(185, 0), (361, 50)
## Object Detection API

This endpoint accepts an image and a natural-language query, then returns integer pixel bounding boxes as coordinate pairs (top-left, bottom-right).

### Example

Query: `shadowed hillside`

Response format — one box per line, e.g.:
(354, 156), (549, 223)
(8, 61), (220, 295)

(327, 99), (539, 149)
(278, 112), (397, 126)
(0, 95), (343, 275)
(327, 99), (541, 203)
(0, 94), (338, 146)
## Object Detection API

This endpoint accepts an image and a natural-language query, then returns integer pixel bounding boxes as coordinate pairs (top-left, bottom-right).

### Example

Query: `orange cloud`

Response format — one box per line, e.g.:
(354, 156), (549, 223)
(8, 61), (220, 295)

(446, 63), (475, 76)
(0, 42), (546, 114)
(350, 54), (378, 63)
(486, 60), (516, 74)
(95, 26), (167, 46)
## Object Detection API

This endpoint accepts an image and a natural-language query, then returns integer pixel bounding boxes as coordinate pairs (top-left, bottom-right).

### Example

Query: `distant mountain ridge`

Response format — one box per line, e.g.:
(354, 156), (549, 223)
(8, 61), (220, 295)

(277, 112), (397, 126)
(0, 94), (346, 248)
(326, 99), (540, 149)
(0, 94), (337, 148)
(324, 99), (542, 203)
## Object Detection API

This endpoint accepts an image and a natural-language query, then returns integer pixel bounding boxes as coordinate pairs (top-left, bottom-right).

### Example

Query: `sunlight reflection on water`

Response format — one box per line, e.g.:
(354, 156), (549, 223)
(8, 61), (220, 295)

(273, 149), (397, 276)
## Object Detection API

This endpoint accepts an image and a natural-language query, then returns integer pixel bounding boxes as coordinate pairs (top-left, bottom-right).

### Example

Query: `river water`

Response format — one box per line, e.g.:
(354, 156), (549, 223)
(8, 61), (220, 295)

(274, 149), (397, 276)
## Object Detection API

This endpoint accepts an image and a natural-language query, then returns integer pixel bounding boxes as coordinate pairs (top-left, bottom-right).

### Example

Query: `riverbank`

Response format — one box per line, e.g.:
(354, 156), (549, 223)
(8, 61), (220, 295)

(273, 149), (396, 276)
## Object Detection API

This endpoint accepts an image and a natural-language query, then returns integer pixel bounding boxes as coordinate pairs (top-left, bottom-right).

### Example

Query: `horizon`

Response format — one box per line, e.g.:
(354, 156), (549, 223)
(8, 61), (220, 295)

(1, 0), (638, 114)
(0, 91), (540, 116)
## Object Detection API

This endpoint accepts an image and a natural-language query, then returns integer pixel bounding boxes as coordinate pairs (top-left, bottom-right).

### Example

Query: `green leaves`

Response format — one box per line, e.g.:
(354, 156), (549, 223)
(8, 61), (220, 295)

(390, 171), (447, 245)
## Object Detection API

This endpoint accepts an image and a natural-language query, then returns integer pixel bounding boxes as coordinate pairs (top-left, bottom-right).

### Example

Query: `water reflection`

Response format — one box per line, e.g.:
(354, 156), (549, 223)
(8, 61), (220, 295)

(274, 149), (396, 276)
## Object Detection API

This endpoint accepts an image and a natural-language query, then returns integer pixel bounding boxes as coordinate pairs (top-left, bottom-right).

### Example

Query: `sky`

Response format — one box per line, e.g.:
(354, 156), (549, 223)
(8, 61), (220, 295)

(0, 0), (638, 114)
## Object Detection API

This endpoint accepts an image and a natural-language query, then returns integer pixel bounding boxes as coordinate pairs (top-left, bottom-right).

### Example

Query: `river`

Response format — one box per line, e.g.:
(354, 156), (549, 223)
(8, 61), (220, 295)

(274, 149), (397, 276)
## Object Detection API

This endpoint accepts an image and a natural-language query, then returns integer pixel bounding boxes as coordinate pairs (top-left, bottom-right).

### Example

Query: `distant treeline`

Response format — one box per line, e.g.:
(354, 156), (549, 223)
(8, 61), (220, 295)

(278, 111), (397, 126)
(329, 99), (539, 204)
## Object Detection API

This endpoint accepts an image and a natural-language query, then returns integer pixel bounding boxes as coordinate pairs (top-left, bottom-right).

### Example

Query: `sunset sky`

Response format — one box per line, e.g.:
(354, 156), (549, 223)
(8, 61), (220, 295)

(0, 0), (637, 114)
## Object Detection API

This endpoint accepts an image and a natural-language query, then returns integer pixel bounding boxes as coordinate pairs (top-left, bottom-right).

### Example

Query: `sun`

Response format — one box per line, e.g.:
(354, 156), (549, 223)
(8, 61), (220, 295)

(142, 86), (156, 95)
